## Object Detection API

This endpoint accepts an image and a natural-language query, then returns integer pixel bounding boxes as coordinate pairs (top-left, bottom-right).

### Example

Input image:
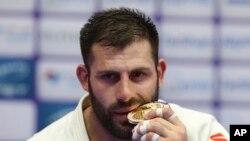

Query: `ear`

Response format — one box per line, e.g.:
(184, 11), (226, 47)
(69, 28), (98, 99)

(76, 64), (89, 92)
(157, 59), (167, 87)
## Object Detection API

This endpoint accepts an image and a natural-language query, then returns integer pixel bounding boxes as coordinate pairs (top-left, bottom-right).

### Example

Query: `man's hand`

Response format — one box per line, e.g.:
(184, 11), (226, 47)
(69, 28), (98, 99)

(132, 107), (187, 141)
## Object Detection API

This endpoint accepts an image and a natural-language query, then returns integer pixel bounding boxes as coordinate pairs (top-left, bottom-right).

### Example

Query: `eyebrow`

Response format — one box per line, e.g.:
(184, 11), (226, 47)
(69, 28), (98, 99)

(96, 67), (152, 74)
(130, 67), (152, 72)
(96, 70), (119, 75)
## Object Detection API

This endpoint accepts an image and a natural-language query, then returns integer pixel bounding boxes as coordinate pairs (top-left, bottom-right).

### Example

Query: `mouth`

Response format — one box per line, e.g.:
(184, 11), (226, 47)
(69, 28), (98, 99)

(113, 104), (139, 114)
(112, 105), (140, 122)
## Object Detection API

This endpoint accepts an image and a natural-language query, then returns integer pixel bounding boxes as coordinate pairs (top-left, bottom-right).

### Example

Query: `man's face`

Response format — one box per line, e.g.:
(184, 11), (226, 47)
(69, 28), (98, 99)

(88, 39), (160, 139)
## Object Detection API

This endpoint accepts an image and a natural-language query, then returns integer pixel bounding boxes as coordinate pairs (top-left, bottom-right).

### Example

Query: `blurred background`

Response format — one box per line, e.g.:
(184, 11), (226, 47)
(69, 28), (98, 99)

(0, 0), (250, 140)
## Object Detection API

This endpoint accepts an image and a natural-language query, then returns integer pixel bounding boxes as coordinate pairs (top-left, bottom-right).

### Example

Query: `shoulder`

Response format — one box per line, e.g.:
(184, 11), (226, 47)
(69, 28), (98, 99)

(169, 103), (215, 122)
(169, 103), (218, 131)
(169, 103), (229, 141)
(27, 111), (75, 141)
(27, 95), (90, 141)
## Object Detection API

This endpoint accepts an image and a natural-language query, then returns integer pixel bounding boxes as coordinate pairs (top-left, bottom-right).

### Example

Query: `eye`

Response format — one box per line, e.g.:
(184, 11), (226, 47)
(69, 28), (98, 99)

(103, 73), (115, 79)
(100, 73), (119, 83)
(130, 71), (146, 82)
(131, 71), (144, 77)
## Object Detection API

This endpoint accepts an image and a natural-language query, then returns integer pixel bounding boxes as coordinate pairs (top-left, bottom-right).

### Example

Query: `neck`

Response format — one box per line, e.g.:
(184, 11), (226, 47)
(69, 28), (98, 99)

(84, 107), (130, 141)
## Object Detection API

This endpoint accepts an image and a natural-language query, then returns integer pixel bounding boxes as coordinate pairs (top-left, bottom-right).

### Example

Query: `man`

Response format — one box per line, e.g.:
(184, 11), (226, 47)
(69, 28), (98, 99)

(27, 8), (229, 141)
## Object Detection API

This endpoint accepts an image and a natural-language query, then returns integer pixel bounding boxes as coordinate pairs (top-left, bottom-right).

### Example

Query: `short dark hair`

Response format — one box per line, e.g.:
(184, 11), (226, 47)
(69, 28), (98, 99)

(79, 7), (159, 70)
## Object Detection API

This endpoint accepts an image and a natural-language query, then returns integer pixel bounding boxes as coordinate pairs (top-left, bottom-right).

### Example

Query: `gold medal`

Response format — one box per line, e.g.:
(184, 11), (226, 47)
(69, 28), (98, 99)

(127, 102), (169, 124)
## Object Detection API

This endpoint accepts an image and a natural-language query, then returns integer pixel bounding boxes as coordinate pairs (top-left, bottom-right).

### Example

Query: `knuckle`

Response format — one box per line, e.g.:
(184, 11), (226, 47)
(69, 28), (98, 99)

(177, 126), (187, 140)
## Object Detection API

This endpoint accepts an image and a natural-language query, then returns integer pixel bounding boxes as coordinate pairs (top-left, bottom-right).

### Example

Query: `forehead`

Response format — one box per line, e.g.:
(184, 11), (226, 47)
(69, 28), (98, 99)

(90, 40), (155, 70)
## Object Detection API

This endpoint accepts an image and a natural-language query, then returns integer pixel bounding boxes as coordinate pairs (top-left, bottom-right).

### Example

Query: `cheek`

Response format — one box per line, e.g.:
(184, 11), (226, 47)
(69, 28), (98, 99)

(137, 78), (158, 98)
(90, 79), (116, 107)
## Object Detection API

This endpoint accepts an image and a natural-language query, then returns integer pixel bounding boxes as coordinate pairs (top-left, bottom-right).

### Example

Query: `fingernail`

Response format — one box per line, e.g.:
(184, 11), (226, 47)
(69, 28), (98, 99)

(140, 135), (146, 141)
(132, 131), (140, 140)
(140, 121), (149, 134)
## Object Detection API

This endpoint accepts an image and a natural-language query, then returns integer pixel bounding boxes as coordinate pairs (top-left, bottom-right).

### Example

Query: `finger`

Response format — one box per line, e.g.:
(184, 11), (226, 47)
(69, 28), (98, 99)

(134, 118), (175, 138)
(144, 105), (171, 119)
(132, 124), (140, 140)
(132, 120), (150, 140)
(141, 118), (171, 137)
(155, 108), (177, 122)
(140, 132), (160, 141)
(155, 108), (163, 117)
(152, 133), (160, 141)
(140, 120), (150, 134)
(167, 112), (177, 122)
(162, 108), (183, 126)
(145, 107), (182, 126)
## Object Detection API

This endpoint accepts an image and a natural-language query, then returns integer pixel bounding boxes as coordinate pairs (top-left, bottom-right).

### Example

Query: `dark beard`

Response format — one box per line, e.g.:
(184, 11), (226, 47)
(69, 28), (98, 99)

(88, 80), (159, 139)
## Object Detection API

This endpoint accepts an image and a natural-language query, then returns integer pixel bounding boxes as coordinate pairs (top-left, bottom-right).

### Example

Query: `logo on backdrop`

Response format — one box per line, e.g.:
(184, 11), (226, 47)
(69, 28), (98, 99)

(0, 59), (34, 98)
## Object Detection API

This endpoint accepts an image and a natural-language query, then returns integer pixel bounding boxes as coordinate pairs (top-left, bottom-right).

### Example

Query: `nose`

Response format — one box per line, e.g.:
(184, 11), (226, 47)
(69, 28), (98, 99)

(116, 75), (134, 103)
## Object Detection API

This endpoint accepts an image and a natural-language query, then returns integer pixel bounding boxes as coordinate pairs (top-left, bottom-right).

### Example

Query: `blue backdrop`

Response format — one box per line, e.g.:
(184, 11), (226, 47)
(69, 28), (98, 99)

(0, 0), (250, 140)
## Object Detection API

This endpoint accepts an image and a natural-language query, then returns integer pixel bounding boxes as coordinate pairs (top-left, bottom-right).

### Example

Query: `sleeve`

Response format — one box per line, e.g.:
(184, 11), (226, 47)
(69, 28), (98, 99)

(208, 118), (229, 141)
